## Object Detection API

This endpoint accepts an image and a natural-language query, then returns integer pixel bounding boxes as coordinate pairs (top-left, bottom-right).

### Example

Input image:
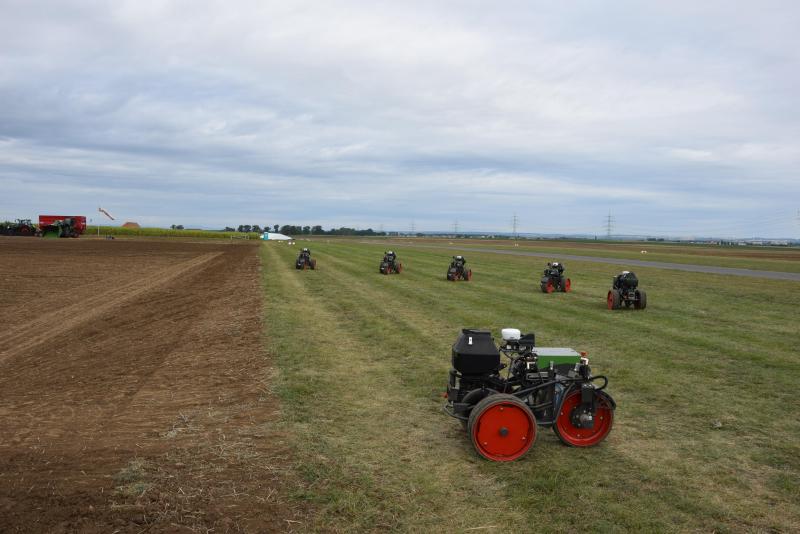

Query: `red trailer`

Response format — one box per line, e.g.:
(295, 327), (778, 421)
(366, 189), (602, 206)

(38, 215), (87, 238)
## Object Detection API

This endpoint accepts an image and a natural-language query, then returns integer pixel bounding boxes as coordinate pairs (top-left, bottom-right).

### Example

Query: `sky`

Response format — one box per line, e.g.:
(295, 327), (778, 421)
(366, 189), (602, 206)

(1, 0), (798, 238)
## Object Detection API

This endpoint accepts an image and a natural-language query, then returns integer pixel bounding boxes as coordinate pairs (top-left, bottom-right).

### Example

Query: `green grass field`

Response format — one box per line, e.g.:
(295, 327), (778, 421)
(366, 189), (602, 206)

(261, 240), (800, 532)
(88, 225), (262, 239)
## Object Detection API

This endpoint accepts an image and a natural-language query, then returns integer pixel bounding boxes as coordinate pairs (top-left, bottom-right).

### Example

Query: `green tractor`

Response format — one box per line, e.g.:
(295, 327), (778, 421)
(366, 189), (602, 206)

(2, 219), (36, 236)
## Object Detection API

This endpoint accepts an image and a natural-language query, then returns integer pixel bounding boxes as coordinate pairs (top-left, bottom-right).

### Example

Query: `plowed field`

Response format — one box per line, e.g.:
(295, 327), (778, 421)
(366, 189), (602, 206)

(0, 238), (303, 532)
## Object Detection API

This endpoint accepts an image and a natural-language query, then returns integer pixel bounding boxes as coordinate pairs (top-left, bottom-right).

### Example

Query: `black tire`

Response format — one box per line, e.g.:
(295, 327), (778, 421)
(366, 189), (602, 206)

(467, 392), (498, 434)
(459, 389), (496, 430)
(636, 290), (647, 309)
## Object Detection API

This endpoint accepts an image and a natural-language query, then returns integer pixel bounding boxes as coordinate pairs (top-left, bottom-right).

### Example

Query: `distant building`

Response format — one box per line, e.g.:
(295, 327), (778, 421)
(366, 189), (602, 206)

(122, 221), (140, 228)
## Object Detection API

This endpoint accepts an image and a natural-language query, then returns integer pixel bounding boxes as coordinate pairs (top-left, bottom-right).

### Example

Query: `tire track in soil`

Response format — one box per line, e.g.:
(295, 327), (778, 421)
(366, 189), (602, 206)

(0, 252), (221, 362)
(0, 242), (306, 532)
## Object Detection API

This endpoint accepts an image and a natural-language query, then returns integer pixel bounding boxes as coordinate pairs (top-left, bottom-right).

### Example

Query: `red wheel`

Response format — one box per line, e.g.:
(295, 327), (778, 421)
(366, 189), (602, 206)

(564, 278), (571, 292)
(466, 269), (472, 281)
(554, 389), (614, 447)
(468, 394), (536, 461)
(546, 280), (554, 293)
(606, 290), (615, 309)
(396, 263), (403, 273)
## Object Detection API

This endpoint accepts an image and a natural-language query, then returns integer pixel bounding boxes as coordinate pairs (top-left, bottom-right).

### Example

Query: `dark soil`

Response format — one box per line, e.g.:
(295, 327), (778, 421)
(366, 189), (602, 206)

(0, 237), (307, 532)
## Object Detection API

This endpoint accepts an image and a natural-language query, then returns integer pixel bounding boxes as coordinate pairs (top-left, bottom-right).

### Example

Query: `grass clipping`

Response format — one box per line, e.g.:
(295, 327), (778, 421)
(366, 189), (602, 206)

(113, 459), (154, 498)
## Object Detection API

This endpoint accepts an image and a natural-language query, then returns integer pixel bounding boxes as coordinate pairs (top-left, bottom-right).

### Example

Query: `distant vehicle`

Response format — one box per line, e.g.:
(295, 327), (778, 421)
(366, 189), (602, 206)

(2, 219), (36, 236)
(39, 215), (87, 238)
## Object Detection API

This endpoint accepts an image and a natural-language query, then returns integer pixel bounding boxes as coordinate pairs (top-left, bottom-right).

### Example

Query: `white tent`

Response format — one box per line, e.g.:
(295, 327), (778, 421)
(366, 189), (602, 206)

(261, 232), (292, 241)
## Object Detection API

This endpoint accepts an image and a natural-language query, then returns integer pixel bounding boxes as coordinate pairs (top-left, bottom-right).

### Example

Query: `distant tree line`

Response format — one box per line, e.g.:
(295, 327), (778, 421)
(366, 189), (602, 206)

(220, 224), (387, 236)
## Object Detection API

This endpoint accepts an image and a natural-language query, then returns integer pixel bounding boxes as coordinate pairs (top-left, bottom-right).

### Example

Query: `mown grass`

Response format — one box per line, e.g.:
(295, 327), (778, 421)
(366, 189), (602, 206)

(113, 458), (153, 498)
(261, 240), (800, 532)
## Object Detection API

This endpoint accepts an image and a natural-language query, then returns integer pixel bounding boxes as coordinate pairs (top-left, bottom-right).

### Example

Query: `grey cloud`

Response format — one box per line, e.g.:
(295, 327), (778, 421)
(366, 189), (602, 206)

(0, 0), (798, 236)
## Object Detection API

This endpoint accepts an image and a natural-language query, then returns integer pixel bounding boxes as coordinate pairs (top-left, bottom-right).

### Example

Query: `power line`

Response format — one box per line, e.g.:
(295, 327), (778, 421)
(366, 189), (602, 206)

(453, 220), (459, 234)
(512, 213), (519, 240)
(604, 211), (615, 238)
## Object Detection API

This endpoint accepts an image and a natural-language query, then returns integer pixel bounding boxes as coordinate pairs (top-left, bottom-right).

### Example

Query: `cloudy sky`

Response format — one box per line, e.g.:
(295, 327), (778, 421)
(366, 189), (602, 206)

(1, 1), (798, 237)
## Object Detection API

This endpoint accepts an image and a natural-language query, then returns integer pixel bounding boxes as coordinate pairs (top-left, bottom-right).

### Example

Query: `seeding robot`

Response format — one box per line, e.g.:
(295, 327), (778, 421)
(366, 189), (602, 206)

(444, 328), (615, 461)
(607, 271), (647, 309)
(379, 251), (403, 274)
(540, 261), (571, 293)
(446, 255), (472, 281)
(295, 248), (317, 270)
